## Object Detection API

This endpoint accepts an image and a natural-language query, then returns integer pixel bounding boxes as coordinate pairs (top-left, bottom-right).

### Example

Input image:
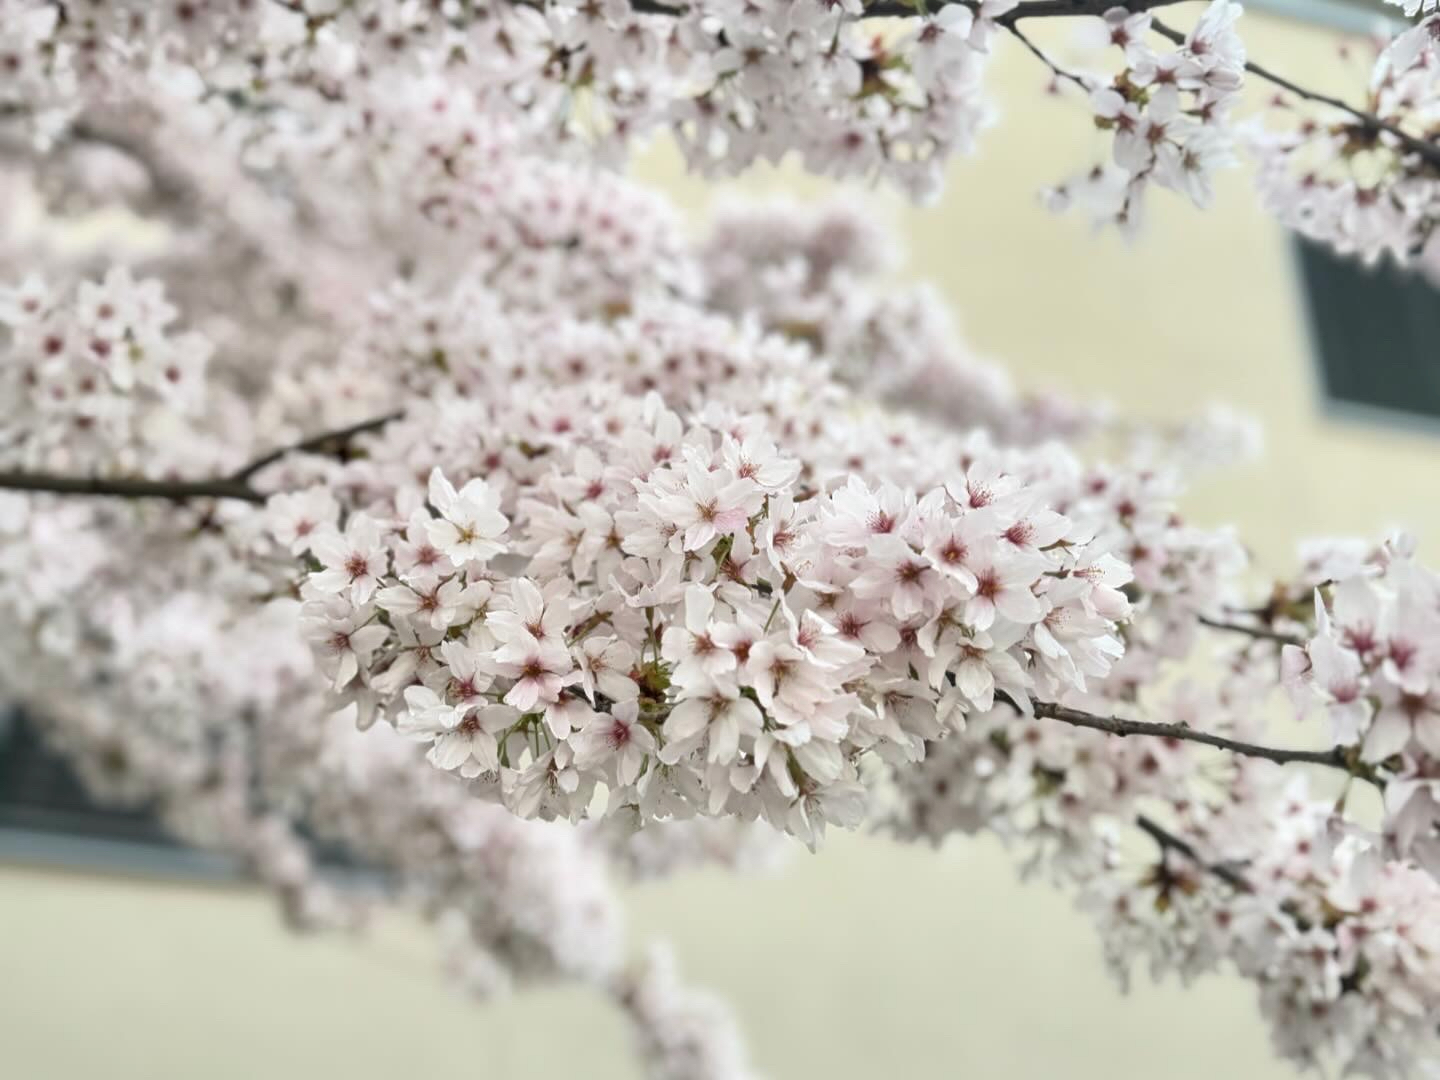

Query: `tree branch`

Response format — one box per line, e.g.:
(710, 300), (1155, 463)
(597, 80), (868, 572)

(1135, 812), (1254, 893)
(0, 471), (267, 504)
(1005, 22), (1093, 92)
(862, 3), (1440, 175)
(0, 413), (401, 505)
(1136, 815), (1345, 944)
(1030, 699), (1383, 786)
(1197, 615), (1304, 648)
(229, 411), (402, 483)
(1148, 17), (1440, 174)
(861, 0), (1189, 22)
(262, 0), (1440, 177)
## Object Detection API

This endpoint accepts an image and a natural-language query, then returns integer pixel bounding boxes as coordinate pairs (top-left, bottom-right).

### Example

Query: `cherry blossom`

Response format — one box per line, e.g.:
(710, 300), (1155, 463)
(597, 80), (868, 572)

(426, 468), (509, 568)
(8, 3), (1440, 1078)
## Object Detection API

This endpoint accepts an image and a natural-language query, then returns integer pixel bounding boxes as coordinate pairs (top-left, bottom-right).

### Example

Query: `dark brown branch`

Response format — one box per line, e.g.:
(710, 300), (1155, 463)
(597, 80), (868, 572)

(0, 413), (401, 505)
(1031, 699), (1383, 786)
(0, 471), (266, 504)
(1197, 615), (1304, 648)
(1135, 813), (1254, 893)
(229, 411), (402, 483)
(1137, 817), (1354, 946)
(1005, 22), (1092, 92)
(862, 0), (1188, 22)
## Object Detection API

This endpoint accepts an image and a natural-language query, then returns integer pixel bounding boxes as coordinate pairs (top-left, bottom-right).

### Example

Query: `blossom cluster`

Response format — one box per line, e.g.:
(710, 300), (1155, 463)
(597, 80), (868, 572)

(284, 386), (1133, 846)
(1081, 775), (1440, 1078)
(1283, 537), (1440, 874)
(1251, 15), (1440, 265)
(8, 0), (1440, 268)
(0, 268), (213, 475)
(12, 0), (1440, 269)
(1047, 2), (1246, 233)
(878, 521), (1440, 1075)
(1, 0), (1022, 198)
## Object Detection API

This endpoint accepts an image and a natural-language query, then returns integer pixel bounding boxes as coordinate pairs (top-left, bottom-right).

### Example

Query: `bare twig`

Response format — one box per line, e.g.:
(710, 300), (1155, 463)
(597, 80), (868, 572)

(229, 411), (402, 483)
(862, 0), (1189, 22)
(0, 412), (401, 505)
(1148, 17), (1440, 173)
(1005, 22), (1093, 93)
(1135, 813), (1254, 893)
(1030, 699), (1383, 786)
(1197, 615), (1304, 648)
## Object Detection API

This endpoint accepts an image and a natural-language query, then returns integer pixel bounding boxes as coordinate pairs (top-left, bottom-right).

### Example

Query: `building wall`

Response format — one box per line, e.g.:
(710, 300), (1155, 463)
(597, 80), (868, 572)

(4, 14), (1436, 1079)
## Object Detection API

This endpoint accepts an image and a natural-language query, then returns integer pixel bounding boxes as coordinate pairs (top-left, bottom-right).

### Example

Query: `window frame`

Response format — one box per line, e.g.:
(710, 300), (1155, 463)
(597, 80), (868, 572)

(1249, 0), (1403, 32)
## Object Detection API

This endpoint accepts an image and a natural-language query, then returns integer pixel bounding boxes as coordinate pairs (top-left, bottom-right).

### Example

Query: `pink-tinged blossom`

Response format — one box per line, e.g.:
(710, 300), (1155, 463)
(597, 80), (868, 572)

(266, 488), (339, 556)
(824, 477), (917, 550)
(573, 635), (640, 704)
(308, 515), (389, 606)
(963, 542), (1046, 631)
(849, 534), (945, 623)
(302, 603), (390, 690)
(573, 700), (656, 786)
(490, 577), (572, 650)
(661, 585), (738, 689)
(646, 458), (763, 553)
(393, 509), (455, 579)
(375, 575), (484, 631)
(426, 467), (509, 566)
(663, 686), (764, 767)
(492, 637), (575, 713)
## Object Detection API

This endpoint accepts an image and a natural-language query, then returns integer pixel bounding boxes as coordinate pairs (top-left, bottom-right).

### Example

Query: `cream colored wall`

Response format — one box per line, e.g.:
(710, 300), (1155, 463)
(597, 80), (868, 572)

(5, 14), (1438, 1080)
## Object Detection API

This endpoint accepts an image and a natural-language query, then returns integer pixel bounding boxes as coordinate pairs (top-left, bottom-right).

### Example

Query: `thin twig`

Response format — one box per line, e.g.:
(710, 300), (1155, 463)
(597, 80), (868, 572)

(862, 0), (1189, 22)
(1030, 699), (1383, 786)
(1197, 615), (1304, 648)
(1005, 23), (1092, 93)
(1148, 17), (1440, 173)
(1135, 813), (1254, 893)
(229, 411), (402, 482)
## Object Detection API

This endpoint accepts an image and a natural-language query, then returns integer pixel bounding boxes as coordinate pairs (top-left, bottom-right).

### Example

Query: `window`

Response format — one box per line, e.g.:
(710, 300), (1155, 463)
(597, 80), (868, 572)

(1294, 238), (1440, 428)
(0, 710), (366, 881)
(0, 710), (248, 878)
(1251, 0), (1402, 30)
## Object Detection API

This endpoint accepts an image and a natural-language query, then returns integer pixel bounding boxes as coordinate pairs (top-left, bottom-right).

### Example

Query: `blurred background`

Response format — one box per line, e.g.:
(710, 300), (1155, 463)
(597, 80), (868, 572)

(4, 5), (1439, 1077)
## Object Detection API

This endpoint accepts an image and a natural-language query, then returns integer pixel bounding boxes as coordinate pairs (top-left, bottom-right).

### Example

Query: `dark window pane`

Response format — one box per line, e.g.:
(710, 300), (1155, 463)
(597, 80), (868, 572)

(0, 710), (174, 845)
(1296, 239), (1440, 423)
(0, 710), (364, 880)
